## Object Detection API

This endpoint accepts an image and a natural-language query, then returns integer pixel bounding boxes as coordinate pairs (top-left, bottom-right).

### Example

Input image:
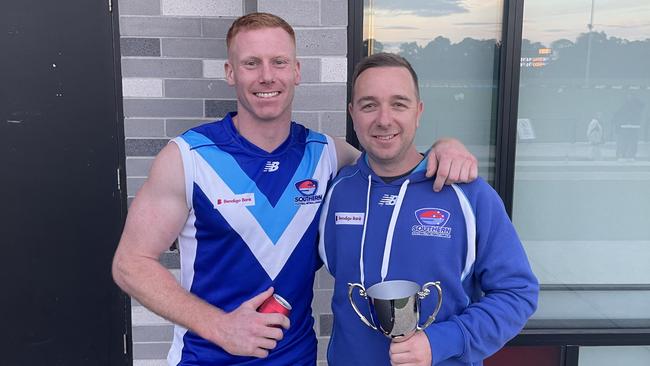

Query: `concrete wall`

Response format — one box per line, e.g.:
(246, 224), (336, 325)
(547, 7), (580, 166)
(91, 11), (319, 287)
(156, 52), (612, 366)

(118, 0), (346, 364)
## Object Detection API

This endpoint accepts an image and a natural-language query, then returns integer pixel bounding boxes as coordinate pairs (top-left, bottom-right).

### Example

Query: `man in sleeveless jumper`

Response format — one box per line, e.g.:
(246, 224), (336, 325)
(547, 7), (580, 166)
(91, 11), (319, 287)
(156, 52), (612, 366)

(319, 53), (538, 366)
(112, 13), (478, 365)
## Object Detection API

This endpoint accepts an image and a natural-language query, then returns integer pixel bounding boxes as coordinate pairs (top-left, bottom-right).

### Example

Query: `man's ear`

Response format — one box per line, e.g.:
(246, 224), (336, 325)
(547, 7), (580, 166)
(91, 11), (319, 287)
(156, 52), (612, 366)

(225, 60), (235, 86)
(294, 59), (302, 85)
(416, 100), (424, 129)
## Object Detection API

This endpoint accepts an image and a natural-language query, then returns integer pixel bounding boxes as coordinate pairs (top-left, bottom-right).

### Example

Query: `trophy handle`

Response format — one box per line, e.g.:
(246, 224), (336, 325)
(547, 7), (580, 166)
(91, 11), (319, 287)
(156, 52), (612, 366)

(347, 283), (377, 331)
(417, 281), (443, 331)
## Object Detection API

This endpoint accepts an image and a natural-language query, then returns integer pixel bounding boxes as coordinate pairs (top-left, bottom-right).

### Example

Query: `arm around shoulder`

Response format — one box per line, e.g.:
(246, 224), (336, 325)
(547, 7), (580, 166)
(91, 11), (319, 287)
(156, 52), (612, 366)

(333, 137), (361, 171)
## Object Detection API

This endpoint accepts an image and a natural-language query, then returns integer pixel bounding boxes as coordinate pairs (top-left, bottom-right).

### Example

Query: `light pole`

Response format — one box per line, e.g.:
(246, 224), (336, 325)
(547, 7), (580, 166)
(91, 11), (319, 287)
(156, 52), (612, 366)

(585, 0), (595, 87)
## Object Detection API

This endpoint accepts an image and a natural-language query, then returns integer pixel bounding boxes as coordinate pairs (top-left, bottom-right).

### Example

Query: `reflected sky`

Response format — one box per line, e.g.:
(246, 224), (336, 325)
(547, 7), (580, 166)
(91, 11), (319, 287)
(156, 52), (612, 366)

(367, 0), (650, 47)
(366, 0), (501, 50)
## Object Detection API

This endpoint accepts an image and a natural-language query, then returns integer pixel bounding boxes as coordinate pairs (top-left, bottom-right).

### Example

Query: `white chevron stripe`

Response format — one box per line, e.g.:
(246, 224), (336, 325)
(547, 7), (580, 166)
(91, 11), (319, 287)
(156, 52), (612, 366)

(192, 151), (331, 280)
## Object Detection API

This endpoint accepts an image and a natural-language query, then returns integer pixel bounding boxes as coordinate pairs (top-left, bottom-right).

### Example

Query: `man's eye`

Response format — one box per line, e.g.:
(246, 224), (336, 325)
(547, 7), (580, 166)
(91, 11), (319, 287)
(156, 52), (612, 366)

(361, 104), (375, 110)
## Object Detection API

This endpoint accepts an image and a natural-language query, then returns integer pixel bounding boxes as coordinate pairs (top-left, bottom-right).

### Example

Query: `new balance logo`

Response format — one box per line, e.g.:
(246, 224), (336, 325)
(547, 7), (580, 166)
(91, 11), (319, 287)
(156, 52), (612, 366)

(263, 161), (280, 172)
(378, 194), (398, 206)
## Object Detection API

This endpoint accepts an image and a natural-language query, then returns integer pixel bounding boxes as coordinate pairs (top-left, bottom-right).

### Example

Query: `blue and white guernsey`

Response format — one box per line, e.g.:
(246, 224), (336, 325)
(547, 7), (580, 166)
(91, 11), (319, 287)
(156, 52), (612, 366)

(168, 113), (337, 365)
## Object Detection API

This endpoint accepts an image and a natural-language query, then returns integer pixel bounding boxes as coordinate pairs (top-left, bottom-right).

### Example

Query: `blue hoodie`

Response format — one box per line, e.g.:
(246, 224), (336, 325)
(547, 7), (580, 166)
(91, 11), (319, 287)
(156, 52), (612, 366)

(318, 153), (538, 366)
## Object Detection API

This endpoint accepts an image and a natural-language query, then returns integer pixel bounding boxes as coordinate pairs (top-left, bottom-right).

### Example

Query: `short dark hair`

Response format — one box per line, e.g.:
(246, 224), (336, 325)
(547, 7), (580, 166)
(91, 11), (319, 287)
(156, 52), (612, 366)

(350, 53), (420, 101)
(227, 12), (295, 50)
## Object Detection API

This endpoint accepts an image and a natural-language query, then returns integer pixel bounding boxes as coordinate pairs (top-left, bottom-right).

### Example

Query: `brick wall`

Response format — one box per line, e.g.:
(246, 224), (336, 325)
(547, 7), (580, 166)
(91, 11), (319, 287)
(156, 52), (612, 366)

(118, 0), (345, 364)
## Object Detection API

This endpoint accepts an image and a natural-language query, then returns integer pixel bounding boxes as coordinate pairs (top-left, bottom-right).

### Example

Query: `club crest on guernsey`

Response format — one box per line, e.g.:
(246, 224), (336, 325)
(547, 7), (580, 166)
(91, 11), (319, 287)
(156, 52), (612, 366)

(294, 179), (323, 205)
(412, 208), (452, 238)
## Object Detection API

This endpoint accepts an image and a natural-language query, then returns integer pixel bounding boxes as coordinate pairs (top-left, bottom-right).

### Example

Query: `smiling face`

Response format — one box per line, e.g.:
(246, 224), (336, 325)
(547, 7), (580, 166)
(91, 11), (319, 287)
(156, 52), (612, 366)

(349, 66), (424, 176)
(225, 27), (301, 125)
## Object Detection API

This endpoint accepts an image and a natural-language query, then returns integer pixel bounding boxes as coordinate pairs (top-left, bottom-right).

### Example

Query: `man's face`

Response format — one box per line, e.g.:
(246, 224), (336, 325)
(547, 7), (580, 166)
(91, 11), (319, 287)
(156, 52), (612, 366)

(225, 27), (301, 124)
(350, 66), (423, 171)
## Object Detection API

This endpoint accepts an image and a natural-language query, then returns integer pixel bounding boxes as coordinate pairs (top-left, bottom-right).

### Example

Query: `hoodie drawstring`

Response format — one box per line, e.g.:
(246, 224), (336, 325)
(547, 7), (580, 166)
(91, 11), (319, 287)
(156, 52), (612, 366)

(358, 176), (411, 286)
(358, 175), (372, 286)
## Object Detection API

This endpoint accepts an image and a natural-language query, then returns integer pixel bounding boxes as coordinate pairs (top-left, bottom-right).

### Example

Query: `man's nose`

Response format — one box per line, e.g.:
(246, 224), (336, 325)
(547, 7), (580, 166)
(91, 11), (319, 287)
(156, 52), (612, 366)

(259, 62), (275, 83)
(376, 105), (392, 126)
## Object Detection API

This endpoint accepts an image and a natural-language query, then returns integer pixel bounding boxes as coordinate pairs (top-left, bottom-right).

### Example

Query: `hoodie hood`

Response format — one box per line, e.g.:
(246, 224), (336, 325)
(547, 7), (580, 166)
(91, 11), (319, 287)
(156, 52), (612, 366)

(356, 151), (432, 186)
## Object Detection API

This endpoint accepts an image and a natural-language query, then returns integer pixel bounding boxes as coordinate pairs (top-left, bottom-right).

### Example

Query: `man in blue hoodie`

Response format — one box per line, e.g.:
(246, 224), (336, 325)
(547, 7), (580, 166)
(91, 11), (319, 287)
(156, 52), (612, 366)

(318, 53), (539, 366)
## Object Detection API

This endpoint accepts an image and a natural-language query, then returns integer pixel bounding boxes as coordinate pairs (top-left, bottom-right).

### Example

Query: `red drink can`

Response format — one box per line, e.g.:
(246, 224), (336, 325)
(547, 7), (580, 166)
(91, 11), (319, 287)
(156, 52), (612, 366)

(257, 294), (291, 316)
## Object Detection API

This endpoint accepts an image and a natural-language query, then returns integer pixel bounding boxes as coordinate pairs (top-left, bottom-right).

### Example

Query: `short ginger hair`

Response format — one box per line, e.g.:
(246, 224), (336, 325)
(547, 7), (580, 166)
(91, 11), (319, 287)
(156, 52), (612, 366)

(226, 12), (296, 50)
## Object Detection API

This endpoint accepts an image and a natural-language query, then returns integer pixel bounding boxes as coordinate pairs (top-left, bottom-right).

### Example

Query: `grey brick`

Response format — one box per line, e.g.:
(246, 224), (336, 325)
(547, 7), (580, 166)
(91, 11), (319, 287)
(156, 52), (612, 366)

(321, 0), (348, 26)
(317, 337), (328, 360)
(294, 84), (347, 111)
(319, 313), (333, 336)
(165, 79), (235, 99)
(162, 0), (241, 17)
(126, 139), (169, 157)
(133, 325), (174, 342)
(296, 28), (347, 56)
(124, 99), (204, 118)
(317, 267), (334, 289)
(121, 38), (161, 57)
(119, 0), (160, 15)
(311, 289), (333, 314)
(127, 177), (146, 196)
(166, 119), (213, 137)
(201, 18), (235, 38)
(258, 0), (320, 26)
(162, 38), (227, 58)
(244, 0), (257, 14)
(292, 112), (319, 131)
(121, 59), (203, 78)
(134, 360), (168, 366)
(320, 111), (347, 137)
(205, 100), (238, 118)
(298, 57), (320, 83)
(133, 342), (171, 359)
(125, 118), (165, 137)
(126, 157), (155, 176)
(161, 250), (180, 269)
(120, 17), (202, 37)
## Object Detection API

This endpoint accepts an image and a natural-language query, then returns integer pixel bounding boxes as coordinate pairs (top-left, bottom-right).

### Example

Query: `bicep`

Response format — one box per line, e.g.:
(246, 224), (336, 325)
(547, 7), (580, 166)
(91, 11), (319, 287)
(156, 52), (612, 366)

(116, 143), (190, 260)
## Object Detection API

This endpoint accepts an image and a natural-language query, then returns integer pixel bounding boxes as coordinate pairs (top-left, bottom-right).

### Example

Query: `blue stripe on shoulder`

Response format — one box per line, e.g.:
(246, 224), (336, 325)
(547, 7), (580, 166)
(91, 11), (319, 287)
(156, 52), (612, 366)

(181, 129), (215, 149)
(306, 130), (328, 144)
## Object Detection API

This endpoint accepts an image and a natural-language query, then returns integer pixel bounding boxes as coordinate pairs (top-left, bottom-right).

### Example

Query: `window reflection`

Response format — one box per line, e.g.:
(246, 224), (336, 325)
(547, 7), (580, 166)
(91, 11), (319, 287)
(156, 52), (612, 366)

(363, 0), (503, 182)
(513, 0), (650, 328)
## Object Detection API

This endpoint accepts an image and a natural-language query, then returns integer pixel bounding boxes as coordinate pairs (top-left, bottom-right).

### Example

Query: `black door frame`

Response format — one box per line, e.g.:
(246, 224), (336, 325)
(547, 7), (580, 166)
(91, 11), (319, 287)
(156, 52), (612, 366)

(111, 0), (133, 363)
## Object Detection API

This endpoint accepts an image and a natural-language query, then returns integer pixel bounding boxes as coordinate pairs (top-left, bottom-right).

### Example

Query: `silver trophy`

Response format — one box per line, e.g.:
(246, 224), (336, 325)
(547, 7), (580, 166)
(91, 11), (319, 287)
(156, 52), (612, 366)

(348, 280), (442, 339)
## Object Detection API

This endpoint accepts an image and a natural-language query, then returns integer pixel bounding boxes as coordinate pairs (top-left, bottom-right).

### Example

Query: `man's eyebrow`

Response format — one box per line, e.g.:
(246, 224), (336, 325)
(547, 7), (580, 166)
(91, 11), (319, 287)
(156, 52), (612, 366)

(392, 95), (413, 102)
(355, 96), (378, 104)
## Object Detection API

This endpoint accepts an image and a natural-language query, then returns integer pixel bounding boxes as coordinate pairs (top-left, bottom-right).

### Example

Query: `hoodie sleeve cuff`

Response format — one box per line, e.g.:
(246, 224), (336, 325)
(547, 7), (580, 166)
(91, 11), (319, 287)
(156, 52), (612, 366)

(424, 320), (465, 365)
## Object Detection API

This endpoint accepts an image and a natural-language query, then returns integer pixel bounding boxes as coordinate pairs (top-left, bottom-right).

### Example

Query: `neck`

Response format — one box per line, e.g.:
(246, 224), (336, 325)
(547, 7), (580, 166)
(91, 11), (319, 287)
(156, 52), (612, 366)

(368, 148), (423, 177)
(232, 111), (292, 153)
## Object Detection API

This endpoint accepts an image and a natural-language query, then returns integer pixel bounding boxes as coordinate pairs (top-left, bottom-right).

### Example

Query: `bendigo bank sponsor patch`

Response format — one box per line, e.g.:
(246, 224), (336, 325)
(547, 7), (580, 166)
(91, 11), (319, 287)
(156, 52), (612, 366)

(335, 212), (365, 225)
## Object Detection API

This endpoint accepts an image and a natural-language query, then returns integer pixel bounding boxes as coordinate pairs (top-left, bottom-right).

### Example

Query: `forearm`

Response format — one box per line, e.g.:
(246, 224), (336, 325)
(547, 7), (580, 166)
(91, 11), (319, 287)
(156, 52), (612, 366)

(112, 253), (225, 343)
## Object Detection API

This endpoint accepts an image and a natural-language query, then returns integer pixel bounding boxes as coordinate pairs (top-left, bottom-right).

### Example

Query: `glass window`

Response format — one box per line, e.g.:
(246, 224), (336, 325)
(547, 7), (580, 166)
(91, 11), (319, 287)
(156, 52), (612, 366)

(579, 346), (650, 366)
(362, 0), (503, 182)
(513, 0), (650, 331)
